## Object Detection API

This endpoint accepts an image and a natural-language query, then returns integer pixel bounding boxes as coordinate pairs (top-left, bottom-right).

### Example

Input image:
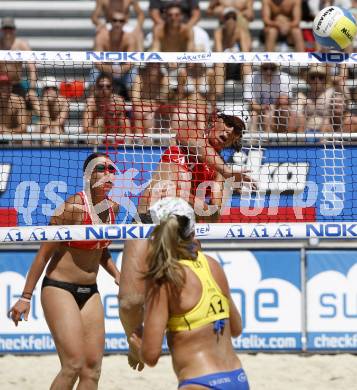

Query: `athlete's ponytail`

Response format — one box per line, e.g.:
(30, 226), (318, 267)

(145, 215), (196, 289)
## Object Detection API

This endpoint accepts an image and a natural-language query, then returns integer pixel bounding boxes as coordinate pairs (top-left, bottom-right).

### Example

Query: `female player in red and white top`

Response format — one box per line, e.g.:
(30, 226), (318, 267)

(119, 111), (254, 370)
(8, 152), (120, 390)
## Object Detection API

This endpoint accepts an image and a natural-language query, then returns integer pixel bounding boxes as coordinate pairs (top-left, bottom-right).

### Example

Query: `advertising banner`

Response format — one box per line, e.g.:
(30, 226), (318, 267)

(306, 250), (357, 351)
(0, 146), (354, 226)
(0, 249), (301, 353)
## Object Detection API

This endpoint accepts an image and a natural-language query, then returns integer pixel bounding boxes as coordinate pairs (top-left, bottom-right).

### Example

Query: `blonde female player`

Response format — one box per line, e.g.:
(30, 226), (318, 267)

(119, 113), (254, 371)
(130, 197), (249, 389)
(8, 152), (121, 390)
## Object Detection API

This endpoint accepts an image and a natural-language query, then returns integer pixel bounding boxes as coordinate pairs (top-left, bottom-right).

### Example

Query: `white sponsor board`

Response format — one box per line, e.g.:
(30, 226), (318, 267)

(307, 251), (357, 350)
(0, 249), (302, 352)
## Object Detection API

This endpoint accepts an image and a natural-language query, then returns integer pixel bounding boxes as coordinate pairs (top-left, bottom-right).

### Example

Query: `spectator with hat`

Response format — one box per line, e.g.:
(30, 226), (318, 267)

(0, 73), (27, 136)
(0, 17), (37, 94)
(39, 77), (69, 145)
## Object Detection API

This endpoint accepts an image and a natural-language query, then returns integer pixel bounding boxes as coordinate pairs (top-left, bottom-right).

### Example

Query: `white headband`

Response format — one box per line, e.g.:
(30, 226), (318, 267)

(149, 197), (195, 237)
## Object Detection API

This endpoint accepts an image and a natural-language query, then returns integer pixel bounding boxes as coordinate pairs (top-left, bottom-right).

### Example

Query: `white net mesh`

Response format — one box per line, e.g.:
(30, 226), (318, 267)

(0, 51), (356, 240)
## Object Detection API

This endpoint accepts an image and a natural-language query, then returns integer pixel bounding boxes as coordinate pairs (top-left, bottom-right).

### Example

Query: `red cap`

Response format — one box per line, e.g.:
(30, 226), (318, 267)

(0, 73), (11, 83)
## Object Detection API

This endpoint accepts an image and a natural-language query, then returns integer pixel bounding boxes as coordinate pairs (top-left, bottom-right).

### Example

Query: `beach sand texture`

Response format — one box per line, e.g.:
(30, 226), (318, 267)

(0, 353), (356, 389)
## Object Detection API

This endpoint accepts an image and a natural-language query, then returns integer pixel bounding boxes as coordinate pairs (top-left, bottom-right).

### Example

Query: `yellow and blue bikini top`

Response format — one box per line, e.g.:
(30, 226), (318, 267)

(167, 251), (230, 333)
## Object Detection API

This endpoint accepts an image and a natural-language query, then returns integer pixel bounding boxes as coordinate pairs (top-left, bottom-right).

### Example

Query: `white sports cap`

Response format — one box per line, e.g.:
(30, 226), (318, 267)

(149, 197), (195, 237)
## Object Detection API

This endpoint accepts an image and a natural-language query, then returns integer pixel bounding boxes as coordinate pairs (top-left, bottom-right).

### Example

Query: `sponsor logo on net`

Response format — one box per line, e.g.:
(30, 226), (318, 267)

(224, 223), (357, 239)
(3, 223), (357, 242)
(0, 50), (164, 62)
(86, 51), (163, 62)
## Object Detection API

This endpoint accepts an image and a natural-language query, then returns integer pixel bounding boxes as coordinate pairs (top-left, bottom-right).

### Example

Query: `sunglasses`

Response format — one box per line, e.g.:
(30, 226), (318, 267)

(309, 74), (326, 80)
(224, 14), (237, 21)
(98, 83), (112, 89)
(262, 65), (276, 71)
(94, 164), (116, 173)
(111, 18), (126, 23)
(167, 12), (181, 17)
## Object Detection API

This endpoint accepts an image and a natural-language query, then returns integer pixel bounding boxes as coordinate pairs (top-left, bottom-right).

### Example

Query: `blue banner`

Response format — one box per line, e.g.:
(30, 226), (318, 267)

(0, 146), (354, 226)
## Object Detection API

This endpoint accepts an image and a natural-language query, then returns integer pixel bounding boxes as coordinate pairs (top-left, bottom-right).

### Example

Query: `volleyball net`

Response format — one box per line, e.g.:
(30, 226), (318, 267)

(0, 50), (357, 242)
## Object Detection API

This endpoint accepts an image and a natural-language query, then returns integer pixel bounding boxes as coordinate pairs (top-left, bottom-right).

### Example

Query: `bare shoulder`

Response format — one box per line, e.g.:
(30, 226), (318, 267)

(12, 38), (31, 51)
(154, 24), (164, 36)
(51, 193), (84, 225)
(95, 27), (110, 47)
(10, 93), (26, 107)
(85, 96), (96, 109)
(123, 31), (136, 50)
(205, 253), (230, 295)
(109, 199), (120, 215)
(58, 95), (69, 106)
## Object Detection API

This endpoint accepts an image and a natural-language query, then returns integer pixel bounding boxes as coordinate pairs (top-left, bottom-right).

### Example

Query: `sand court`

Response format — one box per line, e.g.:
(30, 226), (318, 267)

(0, 353), (356, 389)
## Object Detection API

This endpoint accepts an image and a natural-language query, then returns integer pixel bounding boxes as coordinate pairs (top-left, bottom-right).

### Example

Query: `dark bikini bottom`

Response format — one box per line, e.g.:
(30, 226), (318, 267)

(41, 276), (99, 308)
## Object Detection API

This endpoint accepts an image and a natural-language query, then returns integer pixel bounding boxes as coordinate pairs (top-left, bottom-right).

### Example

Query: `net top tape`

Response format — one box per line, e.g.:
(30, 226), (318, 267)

(0, 50), (356, 64)
(1, 222), (357, 243)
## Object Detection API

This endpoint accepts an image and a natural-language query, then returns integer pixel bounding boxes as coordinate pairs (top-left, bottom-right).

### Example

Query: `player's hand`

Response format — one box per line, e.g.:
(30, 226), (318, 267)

(128, 328), (145, 371)
(234, 171), (257, 191)
(128, 341), (145, 371)
(225, 166), (257, 191)
(8, 300), (30, 327)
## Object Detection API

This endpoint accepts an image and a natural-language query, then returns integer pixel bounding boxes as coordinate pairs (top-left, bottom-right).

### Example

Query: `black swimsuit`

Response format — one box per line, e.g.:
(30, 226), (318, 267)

(41, 276), (99, 308)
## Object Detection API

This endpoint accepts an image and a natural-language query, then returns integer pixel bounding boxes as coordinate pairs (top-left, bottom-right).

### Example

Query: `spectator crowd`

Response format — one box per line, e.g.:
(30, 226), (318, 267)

(0, 0), (357, 144)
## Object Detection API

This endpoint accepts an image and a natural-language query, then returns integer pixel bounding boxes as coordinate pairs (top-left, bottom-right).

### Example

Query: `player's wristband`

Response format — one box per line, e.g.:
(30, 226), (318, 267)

(19, 297), (31, 303)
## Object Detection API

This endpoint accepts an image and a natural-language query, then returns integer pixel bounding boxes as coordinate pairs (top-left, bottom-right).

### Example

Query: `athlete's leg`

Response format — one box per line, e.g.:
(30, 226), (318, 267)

(41, 286), (86, 390)
(119, 239), (149, 370)
(77, 293), (105, 390)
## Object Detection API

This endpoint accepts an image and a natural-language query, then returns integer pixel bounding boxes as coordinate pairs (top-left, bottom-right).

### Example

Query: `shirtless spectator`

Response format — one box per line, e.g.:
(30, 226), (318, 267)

(131, 63), (169, 135)
(0, 73), (27, 136)
(262, 0), (305, 52)
(149, 0), (211, 51)
(39, 77), (69, 145)
(91, 11), (137, 99)
(0, 18), (37, 96)
(151, 3), (195, 51)
(83, 73), (130, 143)
(208, 0), (253, 52)
(91, 0), (145, 50)
(150, 0), (200, 27)
(214, 7), (251, 81)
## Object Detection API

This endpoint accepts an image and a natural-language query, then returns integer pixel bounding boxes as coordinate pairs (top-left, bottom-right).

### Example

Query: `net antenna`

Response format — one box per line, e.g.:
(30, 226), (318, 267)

(0, 50), (356, 242)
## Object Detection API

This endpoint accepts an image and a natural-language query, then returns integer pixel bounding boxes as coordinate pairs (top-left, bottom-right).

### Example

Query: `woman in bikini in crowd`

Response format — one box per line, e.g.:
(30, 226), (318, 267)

(130, 197), (249, 389)
(8, 152), (121, 390)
